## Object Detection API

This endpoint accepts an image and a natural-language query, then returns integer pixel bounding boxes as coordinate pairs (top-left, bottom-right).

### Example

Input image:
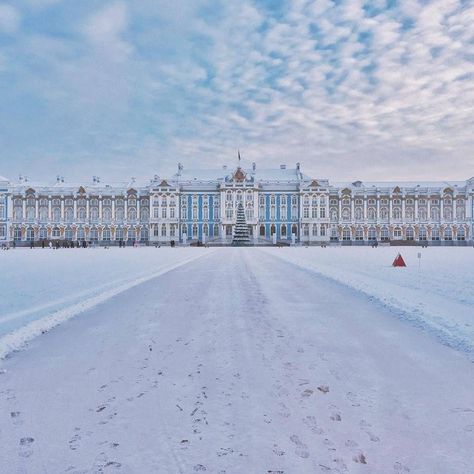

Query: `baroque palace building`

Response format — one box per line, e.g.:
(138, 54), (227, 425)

(1, 164), (473, 246)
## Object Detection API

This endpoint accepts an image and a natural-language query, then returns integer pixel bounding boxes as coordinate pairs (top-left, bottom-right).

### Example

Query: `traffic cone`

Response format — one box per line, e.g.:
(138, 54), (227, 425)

(392, 253), (406, 267)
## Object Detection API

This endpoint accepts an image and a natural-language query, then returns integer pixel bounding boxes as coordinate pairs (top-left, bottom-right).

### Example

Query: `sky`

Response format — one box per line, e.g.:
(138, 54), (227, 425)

(0, 0), (473, 183)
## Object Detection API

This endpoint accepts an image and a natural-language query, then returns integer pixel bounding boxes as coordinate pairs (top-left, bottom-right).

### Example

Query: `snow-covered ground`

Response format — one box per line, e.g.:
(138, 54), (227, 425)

(0, 247), (209, 358)
(263, 246), (474, 356)
(1, 248), (473, 473)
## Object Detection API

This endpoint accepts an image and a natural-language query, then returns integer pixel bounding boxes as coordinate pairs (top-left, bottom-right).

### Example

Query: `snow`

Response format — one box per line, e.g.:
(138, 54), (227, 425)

(1, 247), (473, 472)
(0, 247), (209, 359)
(262, 246), (474, 356)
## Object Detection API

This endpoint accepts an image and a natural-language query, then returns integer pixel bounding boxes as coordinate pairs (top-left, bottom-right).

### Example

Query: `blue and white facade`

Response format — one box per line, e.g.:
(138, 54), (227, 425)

(0, 175), (10, 245)
(2, 164), (474, 245)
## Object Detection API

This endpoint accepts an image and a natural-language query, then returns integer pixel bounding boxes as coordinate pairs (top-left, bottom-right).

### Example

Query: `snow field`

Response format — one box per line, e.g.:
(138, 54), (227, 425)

(263, 246), (474, 355)
(0, 247), (210, 359)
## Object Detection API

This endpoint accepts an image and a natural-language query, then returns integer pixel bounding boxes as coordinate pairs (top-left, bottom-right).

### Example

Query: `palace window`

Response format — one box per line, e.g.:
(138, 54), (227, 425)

(214, 224), (219, 237)
(312, 224), (318, 236)
(406, 227), (414, 240)
(303, 207), (309, 219)
(170, 208), (175, 219)
(303, 195), (309, 206)
(203, 223), (209, 236)
(355, 199), (363, 205)
(153, 224), (159, 237)
(291, 196), (298, 206)
(162, 224), (167, 237)
(320, 208), (326, 218)
(226, 209), (233, 220)
(65, 208), (74, 222)
(116, 228), (123, 240)
(355, 227), (363, 240)
(443, 227), (452, 240)
(431, 227), (440, 240)
(52, 227), (61, 238)
(170, 224), (176, 237)
(53, 207), (61, 221)
(342, 227), (351, 240)
(303, 224), (309, 236)
(103, 228), (111, 240)
(394, 227), (402, 238)
(381, 227), (389, 241)
(368, 199), (376, 205)
(270, 195), (276, 205)
(419, 227), (427, 240)
(280, 195), (287, 206)
(281, 224), (287, 237)
(457, 227), (465, 240)
(192, 206), (198, 220)
(226, 192), (233, 202)
(128, 208), (137, 221)
(393, 208), (401, 220)
(203, 206), (209, 220)
(368, 208), (376, 220)
(270, 206), (276, 220)
(312, 207), (318, 219)
(162, 207), (167, 219)
(312, 196), (318, 206)
(39, 228), (47, 240)
(368, 227), (376, 240)
(192, 224), (198, 238)
(281, 205), (287, 219)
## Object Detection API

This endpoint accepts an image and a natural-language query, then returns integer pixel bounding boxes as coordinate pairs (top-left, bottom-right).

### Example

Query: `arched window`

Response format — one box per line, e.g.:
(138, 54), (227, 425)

(457, 227), (465, 240)
(27, 207), (35, 221)
(39, 227), (47, 239)
(406, 227), (414, 240)
(431, 208), (440, 220)
(342, 209), (350, 221)
(103, 228), (111, 240)
(303, 224), (309, 236)
(381, 227), (389, 241)
(291, 224), (298, 236)
(203, 223), (208, 236)
(90, 228), (98, 241)
(431, 227), (440, 240)
(14, 227), (22, 240)
(380, 207), (388, 220)
(355, 208), (363, 220)
(443, 227), (452, 240)
(368, 208), (376, 220)
(312, 224), (318, 236)
(140, 227), (149, 241)
(368, 227), (376, 240)
(77, 227), (85, 240)
(161, 224), (167, 237)
(53, 208), (61, 221)
(393, 208), (401, 220)
(78, 208), (86, 220)
(281, 224), (287, 237)
(393, 227), (402, 238)
(260, 225), (266, 237)
(90, 207), (99, 221)
(103, 208), (112, 222)
(355, 227), (363, 240)
(192, 224), (198, 238)
(128, 208), (137, 221)
(419, 227), (427, 240)
(342, 227), (351, 240)
(26, 227), (35, 240)
(65, 227), (73, 240)
(65, 208), (74, 222)
(270, 224), (276, 236)
(116, 228), (123, 240)
(213, 224), (219, 237)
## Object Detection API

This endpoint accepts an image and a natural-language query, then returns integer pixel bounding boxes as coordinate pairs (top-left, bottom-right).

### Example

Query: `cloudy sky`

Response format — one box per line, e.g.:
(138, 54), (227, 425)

(0, 0), (473, 183)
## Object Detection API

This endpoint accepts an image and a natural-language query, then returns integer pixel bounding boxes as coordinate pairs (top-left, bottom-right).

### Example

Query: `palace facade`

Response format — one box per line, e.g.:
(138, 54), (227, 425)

(1, 164), (473, 246)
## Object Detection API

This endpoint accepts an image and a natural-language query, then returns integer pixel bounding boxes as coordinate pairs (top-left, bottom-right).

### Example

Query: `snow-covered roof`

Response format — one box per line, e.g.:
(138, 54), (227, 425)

(331, 180), (469, 191)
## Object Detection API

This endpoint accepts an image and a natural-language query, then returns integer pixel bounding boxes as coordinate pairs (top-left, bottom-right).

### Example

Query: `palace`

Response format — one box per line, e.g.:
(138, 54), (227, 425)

(1, 164), (473, 246)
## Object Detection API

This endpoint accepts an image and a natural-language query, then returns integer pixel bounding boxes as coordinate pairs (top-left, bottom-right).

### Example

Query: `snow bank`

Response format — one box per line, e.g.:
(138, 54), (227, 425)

(0, 248), (210, 359)
(263, 246), (474, 354)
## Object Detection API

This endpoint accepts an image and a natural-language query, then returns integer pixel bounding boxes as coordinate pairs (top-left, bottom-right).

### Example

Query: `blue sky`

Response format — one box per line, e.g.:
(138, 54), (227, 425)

(0, 0), (473, 182)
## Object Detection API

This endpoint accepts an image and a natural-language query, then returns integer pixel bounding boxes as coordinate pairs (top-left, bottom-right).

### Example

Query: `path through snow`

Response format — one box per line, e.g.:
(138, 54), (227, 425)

(1, 248), (473, 473)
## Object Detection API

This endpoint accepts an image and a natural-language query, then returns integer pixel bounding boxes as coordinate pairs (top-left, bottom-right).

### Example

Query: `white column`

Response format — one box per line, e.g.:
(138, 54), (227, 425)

(376, 196), (380, 220)
(22, 198), (26, 220)
(48, 197), (52, 221)
(35, 198), (39, 220)
(99, 197), (103, 221)
(137, 196), (141, 222)
(389, 197), (393, 222)
(73, 199), (77, 220)
(428, 197), (431, 221)
(402, 196), (405, 221)
(60, 198), (65, 221)
(112, 198), (115, 221)
(441, 197), (444, 222)
(363, 196), (367, 221)
(415, 196), (418, 221)
(351, 197), (354, 222)
(86, 199), (90, 220)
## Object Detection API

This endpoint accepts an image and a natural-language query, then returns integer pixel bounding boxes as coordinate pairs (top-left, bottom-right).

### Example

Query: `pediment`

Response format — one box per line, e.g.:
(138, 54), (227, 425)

(233, 168), (246, 182)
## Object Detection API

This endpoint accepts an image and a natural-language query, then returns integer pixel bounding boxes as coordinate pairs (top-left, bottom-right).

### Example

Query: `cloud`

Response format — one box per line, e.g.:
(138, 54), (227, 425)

(0, 0), (473, 182)
(0, 4), (20, 33)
